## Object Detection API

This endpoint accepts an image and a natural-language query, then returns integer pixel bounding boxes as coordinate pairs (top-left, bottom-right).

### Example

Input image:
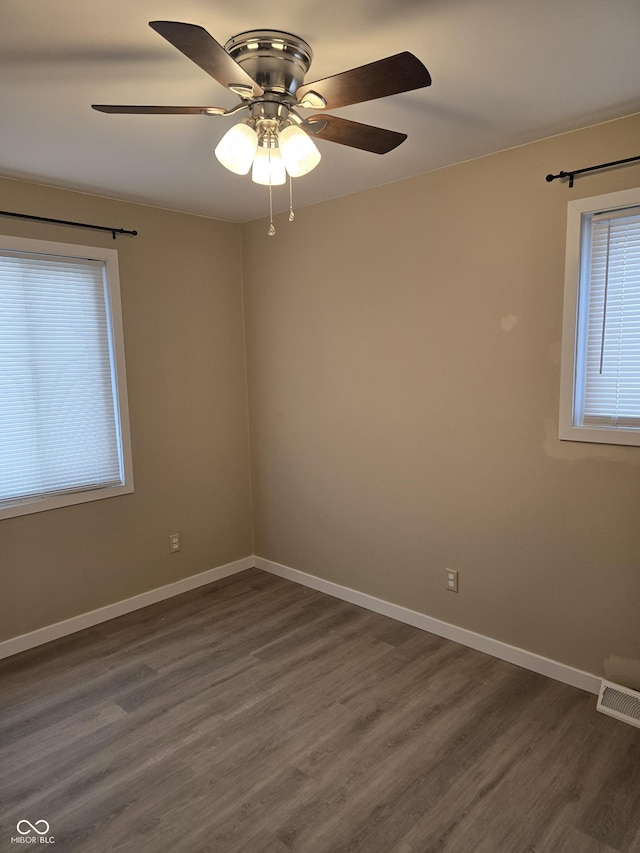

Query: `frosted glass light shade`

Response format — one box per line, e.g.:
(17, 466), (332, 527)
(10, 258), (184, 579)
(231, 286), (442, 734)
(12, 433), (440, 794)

(215, 123), (258, 175)
(279, 125), (321, 177)
(251, 146), (286, 186)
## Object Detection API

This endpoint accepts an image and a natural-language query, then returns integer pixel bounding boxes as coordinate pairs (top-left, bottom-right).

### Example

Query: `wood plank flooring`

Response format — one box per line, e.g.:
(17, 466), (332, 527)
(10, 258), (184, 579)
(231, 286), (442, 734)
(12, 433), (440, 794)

(1, 568), (639, 852)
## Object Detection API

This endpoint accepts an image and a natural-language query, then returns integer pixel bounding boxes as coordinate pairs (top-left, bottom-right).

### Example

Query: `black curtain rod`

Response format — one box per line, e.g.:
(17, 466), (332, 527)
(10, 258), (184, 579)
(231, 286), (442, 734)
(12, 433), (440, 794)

(546, 154), (640, 188)
(0, 209), (137, 239)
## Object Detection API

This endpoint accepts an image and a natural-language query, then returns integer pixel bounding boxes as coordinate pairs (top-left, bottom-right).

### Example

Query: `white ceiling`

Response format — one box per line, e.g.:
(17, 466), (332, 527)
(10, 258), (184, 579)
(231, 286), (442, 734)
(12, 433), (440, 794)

(2, 0), (640, 223)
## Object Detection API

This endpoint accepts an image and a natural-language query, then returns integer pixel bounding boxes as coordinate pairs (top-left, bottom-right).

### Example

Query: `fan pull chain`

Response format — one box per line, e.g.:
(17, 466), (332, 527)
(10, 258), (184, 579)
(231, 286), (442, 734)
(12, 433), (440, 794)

(267, 149), (276, 236)
(268, 183), (275, 236)
(289, 175), (295, 222)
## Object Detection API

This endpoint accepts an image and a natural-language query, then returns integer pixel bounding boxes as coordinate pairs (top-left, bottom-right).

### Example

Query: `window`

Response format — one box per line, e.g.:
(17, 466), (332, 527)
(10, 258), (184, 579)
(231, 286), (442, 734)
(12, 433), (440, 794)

(559, 188), (640, 446)
(0, 236), (133, 519)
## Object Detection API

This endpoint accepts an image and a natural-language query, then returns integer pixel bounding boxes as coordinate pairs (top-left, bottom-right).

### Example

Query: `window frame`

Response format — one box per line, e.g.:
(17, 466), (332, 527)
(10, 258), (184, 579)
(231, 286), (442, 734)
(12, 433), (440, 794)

(559, 187), (640, 447)
(0, 235), (134, 520)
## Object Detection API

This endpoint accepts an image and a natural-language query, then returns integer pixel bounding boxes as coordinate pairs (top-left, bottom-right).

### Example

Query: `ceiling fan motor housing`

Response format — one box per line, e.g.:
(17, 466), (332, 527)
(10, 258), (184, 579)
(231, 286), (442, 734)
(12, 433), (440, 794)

(224, 30), (313, 99)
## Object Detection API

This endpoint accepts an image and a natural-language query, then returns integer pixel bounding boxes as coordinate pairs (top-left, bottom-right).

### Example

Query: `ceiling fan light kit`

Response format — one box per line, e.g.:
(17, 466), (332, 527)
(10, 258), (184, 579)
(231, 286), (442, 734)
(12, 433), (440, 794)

(215, 118), (322, 180)
(92, 20), (432, 235)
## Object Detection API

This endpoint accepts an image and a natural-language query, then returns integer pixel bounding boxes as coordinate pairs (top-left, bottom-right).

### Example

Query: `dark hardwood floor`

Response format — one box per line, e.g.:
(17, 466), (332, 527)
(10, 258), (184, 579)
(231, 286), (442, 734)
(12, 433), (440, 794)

(1, 568), (639, 852)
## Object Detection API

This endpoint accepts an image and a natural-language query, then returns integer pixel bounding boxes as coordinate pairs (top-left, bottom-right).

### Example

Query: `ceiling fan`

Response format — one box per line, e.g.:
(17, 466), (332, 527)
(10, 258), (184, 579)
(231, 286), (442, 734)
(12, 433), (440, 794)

(92, 21), (432, 232)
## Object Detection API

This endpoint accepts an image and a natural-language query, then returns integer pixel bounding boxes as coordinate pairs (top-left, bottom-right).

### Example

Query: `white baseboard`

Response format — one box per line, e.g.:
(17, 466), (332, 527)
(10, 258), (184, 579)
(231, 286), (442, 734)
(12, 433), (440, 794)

(255, 556), (601, 695)
(0, 556), (254, 661)
(0, 553), (601, 696)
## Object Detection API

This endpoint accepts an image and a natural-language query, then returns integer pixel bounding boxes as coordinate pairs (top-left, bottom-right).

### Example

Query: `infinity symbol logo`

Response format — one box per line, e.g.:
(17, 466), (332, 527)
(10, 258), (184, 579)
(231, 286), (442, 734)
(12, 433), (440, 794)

(16, 820), (50, 836)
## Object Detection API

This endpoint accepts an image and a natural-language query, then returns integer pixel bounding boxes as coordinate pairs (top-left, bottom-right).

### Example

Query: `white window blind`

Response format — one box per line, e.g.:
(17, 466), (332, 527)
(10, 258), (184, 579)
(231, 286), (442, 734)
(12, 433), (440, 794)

(0, 242), (132, 514)
(560, 188), (640, 447)
(578, 207), (640, 430)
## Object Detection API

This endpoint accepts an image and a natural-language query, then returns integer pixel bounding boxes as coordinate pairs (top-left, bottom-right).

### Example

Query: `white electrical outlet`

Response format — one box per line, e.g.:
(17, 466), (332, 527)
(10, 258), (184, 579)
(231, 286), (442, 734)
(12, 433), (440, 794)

(446, 569), (458, 592)
(169, 533), (181, 552)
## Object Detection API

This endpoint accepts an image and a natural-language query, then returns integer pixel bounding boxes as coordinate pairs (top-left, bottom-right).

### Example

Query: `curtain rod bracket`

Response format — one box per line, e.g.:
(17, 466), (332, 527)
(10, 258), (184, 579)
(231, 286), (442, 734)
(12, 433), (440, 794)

(545, 170), (575, 187)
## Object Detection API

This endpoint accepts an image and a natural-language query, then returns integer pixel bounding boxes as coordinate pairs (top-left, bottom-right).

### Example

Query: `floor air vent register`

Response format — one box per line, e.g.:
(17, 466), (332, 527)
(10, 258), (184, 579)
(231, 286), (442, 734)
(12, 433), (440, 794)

(596, 680), (640, 728)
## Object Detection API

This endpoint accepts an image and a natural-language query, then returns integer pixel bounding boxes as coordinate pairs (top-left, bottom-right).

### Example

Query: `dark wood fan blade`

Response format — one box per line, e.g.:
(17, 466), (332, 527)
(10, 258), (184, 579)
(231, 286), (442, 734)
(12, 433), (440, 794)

(92, 105), (225, 114)
(149, 21), (263, 96)
(297, 52), (430, 110)
(304, 114), (407, 154)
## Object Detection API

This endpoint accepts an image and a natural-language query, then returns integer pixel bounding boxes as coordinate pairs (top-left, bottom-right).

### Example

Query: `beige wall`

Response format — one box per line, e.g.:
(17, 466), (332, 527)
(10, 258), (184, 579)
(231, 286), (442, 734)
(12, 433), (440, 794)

(242, 113), (640, 676)
(1, 177), (253, 642)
